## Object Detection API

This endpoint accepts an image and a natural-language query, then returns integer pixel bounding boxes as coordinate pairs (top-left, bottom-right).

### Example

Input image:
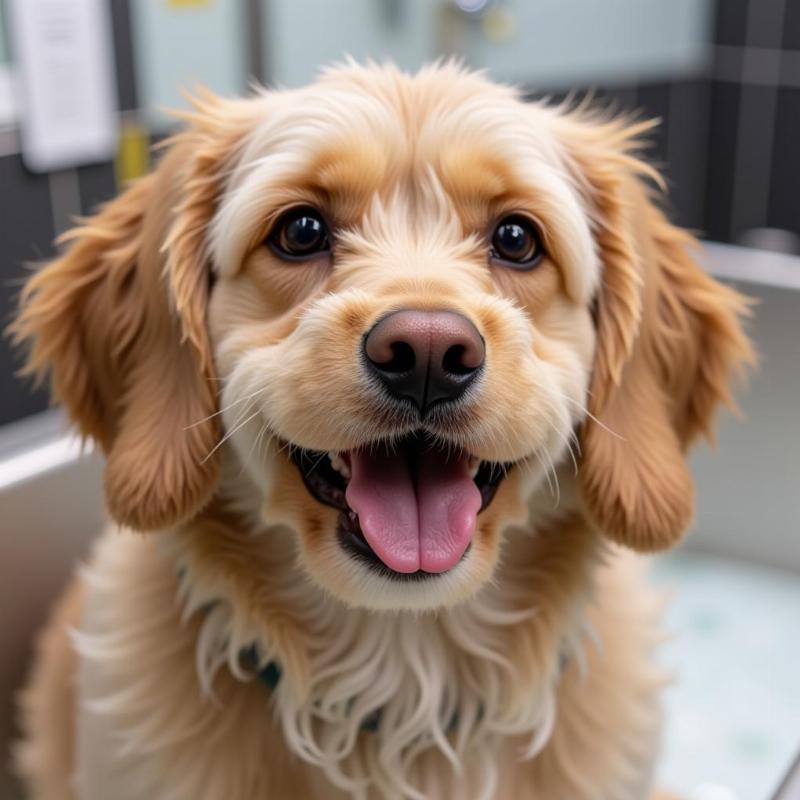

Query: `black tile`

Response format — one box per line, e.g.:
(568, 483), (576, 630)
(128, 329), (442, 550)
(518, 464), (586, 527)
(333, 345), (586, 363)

(663, 80), (712, 231)
(603, 86), (640, 115)
(0, 341), (50, 427)
(767, 86), (800, 236)
(714, 0), (750, 45)
(782, 0), (800, 49)
(634, 82), (671, 177)
(109, 0), (138, 111)
(78, 161), (117, 215)
(0, 156), (56, 426)
(728, 83), (779, 239)
(703, 81), (741, 242)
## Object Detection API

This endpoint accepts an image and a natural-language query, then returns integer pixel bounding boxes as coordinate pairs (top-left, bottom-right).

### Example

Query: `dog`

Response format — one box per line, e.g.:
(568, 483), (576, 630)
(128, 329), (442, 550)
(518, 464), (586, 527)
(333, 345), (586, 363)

(11, 62), (751, 799)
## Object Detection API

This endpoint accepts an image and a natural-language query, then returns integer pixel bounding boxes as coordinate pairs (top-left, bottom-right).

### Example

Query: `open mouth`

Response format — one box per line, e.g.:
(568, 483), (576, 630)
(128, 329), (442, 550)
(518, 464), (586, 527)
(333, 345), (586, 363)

(290, 432), (508, 580)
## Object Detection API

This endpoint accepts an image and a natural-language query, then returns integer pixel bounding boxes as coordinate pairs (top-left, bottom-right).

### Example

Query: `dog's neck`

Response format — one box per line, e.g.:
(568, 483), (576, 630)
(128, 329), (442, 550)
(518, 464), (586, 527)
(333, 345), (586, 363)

(167, 454), (599, 798)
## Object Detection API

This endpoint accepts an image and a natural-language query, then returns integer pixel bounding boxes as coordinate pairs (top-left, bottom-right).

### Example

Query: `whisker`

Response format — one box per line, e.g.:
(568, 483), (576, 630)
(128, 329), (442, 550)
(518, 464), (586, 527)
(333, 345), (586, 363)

(533, 448), (557, 501)
(255, 421), (271, 458)
(201, 410), (260, 465)
(582, 411), (624, 441)
(307, 451), (328, 475)
(184, 387), (267, 430)
(549, 390), (626, 441)
(541, 409), (579, 477)
(544, 449), (561, 508)
(238, 420), (272, 477)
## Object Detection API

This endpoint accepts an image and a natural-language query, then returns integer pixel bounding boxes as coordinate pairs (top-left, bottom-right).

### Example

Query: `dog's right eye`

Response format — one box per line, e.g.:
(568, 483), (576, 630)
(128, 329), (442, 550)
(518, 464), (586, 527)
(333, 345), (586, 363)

(268, 207), (330, 260)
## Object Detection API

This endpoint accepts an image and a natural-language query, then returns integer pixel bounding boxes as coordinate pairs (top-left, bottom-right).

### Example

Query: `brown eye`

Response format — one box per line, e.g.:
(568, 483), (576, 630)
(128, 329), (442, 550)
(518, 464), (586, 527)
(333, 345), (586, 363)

(269, 207), (330, 260)
(490, 215), (543, 269)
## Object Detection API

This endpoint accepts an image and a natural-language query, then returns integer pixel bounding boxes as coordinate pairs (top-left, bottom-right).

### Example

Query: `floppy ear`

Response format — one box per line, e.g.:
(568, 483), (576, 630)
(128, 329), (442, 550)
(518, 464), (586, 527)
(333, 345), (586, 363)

(563, 115), (753, 552)
(11, 94), (253, 531)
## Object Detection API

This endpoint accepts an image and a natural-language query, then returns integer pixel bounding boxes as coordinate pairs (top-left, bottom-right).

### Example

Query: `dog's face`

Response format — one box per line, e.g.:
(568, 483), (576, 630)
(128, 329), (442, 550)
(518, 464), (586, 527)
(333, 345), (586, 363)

(13, 64), (751, 611)
(208, 69), (597, 608)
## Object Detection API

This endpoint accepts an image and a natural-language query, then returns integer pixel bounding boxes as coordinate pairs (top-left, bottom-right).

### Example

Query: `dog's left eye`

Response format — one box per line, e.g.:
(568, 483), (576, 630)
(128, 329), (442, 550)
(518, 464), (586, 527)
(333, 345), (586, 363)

(490, 215), (543, 269)
(269, 207), (330, 260)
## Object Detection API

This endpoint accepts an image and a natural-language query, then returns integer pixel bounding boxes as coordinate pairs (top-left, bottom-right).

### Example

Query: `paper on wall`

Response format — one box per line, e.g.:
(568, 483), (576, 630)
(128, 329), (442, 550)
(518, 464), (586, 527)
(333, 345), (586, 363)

(8, 0), (117, 172)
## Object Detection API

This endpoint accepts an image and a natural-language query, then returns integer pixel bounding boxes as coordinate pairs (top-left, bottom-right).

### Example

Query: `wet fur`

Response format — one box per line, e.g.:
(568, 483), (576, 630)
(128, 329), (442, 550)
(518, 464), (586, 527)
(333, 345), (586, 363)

(11, 63), (751, 799)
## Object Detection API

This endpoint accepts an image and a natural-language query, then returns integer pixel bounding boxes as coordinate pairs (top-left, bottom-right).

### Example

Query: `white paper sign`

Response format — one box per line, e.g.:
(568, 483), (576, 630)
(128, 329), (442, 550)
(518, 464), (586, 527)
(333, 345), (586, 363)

(9, 0), (117, 172)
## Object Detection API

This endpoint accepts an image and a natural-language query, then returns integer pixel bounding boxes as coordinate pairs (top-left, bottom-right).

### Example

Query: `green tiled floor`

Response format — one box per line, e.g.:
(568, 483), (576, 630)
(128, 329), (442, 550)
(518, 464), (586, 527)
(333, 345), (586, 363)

(654, 551), (800, 800)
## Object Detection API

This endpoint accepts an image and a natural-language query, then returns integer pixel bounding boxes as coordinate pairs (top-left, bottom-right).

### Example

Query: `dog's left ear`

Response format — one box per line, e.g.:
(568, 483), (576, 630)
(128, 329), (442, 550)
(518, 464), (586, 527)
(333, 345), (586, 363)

(11, 93), (254, 531)
(561, 114), (754, 552)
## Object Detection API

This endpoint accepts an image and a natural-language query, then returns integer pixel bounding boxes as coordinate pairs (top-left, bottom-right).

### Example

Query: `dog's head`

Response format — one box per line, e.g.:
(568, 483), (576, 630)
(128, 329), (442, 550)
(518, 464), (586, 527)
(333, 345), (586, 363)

(13, 64), (751, 611)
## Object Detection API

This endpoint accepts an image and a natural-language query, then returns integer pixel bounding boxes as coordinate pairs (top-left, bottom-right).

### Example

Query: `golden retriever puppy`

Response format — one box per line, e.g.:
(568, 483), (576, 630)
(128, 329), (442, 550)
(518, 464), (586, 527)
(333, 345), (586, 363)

(11, 62), (751, 800)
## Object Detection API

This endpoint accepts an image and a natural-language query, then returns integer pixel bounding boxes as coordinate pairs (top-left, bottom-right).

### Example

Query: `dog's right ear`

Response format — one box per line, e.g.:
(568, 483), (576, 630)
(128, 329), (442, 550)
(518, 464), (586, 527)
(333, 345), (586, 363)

(10, 94), (255, 531)
(557, 112), (753, 552)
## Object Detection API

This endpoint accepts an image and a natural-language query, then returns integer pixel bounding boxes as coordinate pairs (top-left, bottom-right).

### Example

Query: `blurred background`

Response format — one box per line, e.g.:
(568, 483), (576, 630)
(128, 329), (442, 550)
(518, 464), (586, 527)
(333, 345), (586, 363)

(0, 2), (798, 799)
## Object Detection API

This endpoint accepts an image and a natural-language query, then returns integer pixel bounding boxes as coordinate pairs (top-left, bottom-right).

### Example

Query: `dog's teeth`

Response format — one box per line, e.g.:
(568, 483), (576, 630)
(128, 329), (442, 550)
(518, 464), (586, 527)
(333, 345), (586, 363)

(328, 452), (351, 479)
(468, 457), (480, 478)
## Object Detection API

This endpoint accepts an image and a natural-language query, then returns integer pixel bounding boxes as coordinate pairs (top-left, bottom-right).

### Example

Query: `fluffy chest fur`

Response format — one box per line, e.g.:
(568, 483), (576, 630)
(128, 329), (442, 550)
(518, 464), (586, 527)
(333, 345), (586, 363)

(171, 477), (594, 799)
(73, 473), (599, 800)
(71, 505), (665, 800)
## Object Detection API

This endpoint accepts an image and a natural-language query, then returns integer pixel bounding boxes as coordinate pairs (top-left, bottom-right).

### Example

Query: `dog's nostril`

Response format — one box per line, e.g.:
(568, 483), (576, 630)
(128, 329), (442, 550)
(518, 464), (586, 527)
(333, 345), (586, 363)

(379, 341), (415, 374)
(442, 344), (475, 376)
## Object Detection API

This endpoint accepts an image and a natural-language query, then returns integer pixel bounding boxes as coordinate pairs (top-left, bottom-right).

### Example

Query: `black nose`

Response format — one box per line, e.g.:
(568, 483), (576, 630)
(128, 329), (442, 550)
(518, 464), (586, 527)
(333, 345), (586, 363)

(364, 310), (485, 413)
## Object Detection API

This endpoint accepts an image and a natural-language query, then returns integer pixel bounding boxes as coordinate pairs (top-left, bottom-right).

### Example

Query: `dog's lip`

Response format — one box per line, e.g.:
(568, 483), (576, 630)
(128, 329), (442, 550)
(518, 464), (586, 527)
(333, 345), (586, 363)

(288, 433), (510, 578)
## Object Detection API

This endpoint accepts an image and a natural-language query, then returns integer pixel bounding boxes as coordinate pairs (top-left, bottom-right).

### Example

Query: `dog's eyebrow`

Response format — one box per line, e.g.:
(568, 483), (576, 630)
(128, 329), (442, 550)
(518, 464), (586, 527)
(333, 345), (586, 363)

(438, 144), (512, 205)
(309, 140), (388, 203)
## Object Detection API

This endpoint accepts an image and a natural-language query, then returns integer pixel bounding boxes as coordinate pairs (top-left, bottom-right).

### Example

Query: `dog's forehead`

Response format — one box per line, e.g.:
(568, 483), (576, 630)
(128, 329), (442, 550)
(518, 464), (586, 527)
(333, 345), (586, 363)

(211, 68), (599, 301)
(237, 66), (576, 194)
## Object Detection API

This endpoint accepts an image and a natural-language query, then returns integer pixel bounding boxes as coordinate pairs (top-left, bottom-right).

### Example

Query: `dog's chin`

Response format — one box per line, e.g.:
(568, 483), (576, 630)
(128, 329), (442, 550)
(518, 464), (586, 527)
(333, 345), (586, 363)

(312, 537), (500, 612)
(285, 431), (511, 610)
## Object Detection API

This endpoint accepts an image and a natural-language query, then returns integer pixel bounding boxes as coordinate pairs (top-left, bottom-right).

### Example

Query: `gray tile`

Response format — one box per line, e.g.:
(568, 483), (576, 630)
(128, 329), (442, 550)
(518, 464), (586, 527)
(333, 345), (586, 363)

(745, 0), (788, 48)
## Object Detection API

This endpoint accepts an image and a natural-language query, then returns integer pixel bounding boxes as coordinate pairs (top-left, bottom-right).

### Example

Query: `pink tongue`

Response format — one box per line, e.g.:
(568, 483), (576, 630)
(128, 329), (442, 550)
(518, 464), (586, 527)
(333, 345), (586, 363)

(345, 443), (481, 574)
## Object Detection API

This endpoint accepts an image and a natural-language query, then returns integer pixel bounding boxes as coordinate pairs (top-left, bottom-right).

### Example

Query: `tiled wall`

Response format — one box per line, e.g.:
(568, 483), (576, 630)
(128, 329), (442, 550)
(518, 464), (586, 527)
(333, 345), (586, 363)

(540, 0), (800, 244)
(708, 0), (800, 246)
(2, 0), (148, 427)
(1, 0), (798, 426)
